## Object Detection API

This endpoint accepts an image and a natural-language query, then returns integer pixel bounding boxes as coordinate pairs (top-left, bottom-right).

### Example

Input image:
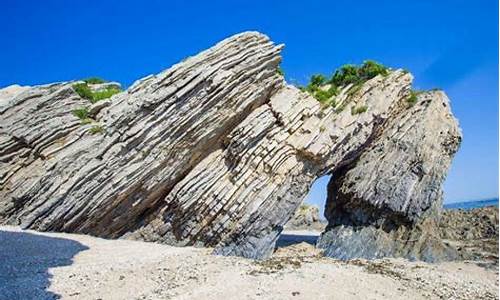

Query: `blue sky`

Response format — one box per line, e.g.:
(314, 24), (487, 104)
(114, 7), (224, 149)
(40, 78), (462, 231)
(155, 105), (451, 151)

(1, 0), (498, 208)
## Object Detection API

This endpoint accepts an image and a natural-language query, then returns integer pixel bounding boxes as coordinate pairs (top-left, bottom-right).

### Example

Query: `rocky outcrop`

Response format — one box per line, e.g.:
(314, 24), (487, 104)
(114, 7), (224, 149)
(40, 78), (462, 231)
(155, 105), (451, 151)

(440, 206), (498, 267)
(1, 32), (284, 248)
(128, 68), (413, 259)
(317, 91), (462, 262)
(0, 31), (461, 260)
(440, 206), (498, 241)
(285, 204), (325, 230)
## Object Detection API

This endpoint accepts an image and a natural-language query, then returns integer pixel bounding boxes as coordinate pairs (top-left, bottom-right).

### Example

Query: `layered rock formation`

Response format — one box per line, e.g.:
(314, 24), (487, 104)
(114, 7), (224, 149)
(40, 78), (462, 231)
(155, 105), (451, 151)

(317, 91), (462, 261)
(0, 31), (461, 260)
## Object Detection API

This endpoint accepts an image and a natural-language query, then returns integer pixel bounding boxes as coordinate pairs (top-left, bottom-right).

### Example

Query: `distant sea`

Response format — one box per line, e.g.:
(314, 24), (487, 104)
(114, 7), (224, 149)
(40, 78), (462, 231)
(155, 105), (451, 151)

(444, 198), (499, 210)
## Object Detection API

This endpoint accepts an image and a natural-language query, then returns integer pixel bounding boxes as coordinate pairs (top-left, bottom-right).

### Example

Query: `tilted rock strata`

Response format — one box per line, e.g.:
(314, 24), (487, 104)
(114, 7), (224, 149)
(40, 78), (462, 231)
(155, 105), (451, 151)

(317, 91), (462, 262)
(0, 31), (460, 260)
(130, 71), (413, 258)
(1, 32), (284, 239)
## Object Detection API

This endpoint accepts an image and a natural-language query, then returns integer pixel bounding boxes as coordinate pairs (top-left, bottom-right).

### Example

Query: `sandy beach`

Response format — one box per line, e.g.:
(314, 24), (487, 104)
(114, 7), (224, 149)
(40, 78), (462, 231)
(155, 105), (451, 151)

(1, 226), (497, 300)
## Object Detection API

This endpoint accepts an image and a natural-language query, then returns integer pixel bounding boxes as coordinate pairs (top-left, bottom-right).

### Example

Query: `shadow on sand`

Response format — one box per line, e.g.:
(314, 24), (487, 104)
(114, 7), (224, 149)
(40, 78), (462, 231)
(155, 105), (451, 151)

(0, 230), (89, 300)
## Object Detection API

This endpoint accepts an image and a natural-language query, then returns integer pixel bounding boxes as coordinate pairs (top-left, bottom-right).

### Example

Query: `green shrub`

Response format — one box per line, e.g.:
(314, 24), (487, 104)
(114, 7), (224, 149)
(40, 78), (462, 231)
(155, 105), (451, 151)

(330, 61), (388, 87)
(314, 89), (332, 103)
(330, 64), (359, 87)
(407, 90), (420, 106)
(73, 83), (121, 103)
(327, 85), (338, 95)
(72, 107), (90, 120)
(83, 77), (107, 84)
(73, 83), (94, 100)
(358, 60), (388, 79)
(303, 60), (389, 109)
(72, 107), (94, 124)
(305, 83), (319, 94)
(351, 105), (368, 115)
(313, 85), (338, 105)
(91, 87), (121, 103)
(310, 74), (327, 86)
(89, 125), (104, 134)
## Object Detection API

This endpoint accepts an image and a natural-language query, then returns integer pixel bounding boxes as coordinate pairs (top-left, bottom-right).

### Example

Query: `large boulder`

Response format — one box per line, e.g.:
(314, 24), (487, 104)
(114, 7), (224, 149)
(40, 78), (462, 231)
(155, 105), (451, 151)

(317, 91), (462, 262)
(285, 204), (324, 230)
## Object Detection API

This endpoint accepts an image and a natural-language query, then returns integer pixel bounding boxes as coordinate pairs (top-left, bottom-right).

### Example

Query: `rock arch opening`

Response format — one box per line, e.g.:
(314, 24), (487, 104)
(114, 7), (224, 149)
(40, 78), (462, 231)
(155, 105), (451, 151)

(276, 174), (331, 249)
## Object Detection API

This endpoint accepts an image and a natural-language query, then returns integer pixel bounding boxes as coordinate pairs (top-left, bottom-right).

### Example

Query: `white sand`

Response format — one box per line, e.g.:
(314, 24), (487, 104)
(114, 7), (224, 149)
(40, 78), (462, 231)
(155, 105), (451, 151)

(0, 226), (497, 300)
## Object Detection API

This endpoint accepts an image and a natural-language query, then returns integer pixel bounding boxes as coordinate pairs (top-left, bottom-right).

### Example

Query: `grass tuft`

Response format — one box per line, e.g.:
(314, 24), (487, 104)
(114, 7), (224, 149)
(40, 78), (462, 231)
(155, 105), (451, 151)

(72, 107), (90, 120)
(91, 87), (121, 102)
(89, 125), (104, 135)
(407, 90), (422, 106)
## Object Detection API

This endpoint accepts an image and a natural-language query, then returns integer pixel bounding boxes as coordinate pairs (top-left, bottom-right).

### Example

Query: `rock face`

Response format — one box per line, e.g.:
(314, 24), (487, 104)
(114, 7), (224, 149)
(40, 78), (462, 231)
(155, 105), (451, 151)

(440, 206), (498, 267)
(285, 204), (325, 230)
(0, 31), (461, 260)
(317, 91), (462, 262)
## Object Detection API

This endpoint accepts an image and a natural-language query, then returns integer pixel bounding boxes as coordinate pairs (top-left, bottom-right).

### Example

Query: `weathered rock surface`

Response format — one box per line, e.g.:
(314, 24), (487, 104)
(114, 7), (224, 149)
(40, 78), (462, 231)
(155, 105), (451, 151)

(127, 68), (413, 259)
(285, 204), (325, 230)
(0, 31), (461, 260)
(317, 91), (462, 262)
(440, 206), (498, 267)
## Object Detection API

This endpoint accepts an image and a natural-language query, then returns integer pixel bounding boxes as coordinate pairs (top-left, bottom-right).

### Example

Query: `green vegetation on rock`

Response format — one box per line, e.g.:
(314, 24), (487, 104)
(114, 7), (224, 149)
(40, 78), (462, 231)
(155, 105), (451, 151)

(91, 87), (121, 102)
(314, 88), (337, 103)
(407, 89), (441, 107)
(73, 107), (89, 120)
(73, 81), (121, 103)
(89, 125), (104, 135)
(71, 79), (118, 131)
(83, 77), (107, 84)
(73, 83), (94, 101)
(301, 60), (389, 107)
(310, 74), (327, 87)
(72, 107), (89, 120)
(407, 90), (423, 106)
(330, 60), (388, 87)
(72, 107), (93, 124)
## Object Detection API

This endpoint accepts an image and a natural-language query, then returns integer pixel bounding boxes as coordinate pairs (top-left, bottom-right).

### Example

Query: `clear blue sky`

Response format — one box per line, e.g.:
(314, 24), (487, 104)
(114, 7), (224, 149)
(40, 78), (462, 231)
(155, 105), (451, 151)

(1, 1), (498, 208)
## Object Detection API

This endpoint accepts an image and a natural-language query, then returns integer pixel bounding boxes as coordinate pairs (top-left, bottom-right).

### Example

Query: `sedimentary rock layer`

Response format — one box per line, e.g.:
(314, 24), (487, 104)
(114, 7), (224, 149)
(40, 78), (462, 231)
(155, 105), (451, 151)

(1, 32), (283, 240)
(317, 91), (462, 261)
(130, 70), (413, 259)
(0, 31), (461, 260)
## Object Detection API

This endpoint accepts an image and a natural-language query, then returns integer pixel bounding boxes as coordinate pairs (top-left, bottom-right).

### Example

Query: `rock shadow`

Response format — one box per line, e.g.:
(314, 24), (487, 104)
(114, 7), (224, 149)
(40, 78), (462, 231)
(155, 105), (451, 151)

(0, 229), (89, 300)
